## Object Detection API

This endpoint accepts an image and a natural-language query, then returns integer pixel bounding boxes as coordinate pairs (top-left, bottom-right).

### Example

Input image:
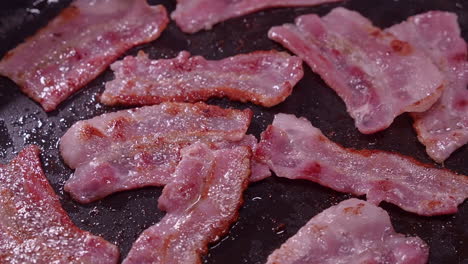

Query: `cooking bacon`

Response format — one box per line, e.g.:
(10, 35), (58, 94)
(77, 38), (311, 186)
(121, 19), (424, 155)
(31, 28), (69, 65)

(171, 0), (342, 33)
(268, 7), (444, 134)
(212, 134), (271, 182)
(60, 102), (256, 203)
(387, 12), (468, 163)
(266, 198), (429, 264)
(0, 0), (168, 112)
(0, 145), (119, 263)
(123, 143), (250, 264)
(101, 50), (304, 107)
(256, 113), (468, 216)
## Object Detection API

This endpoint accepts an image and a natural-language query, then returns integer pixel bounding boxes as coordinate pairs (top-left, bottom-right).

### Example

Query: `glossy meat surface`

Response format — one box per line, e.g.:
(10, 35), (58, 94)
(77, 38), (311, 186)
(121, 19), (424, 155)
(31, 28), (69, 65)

(269, 7), (444, 134)
(267, 198), (428, 264)
(60, 102), (253, 203)
(0, 145), (119, 264)
(0, 0), (168, 111)
(172, 0), (342, 33)
(387, 11), (468, 163)
(123, 143), (250, 264)
(101, 50), (304, 107)
(257, 113), (468, 215)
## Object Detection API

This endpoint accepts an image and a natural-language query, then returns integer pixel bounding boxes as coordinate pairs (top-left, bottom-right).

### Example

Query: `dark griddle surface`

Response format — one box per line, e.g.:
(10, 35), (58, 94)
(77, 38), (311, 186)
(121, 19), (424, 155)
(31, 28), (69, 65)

(0, 0), (466, 263)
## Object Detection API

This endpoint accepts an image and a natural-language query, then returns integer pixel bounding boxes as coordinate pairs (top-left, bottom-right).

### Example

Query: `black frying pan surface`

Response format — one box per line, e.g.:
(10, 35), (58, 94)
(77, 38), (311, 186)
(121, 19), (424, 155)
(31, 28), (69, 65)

(0, 0), (466, 263)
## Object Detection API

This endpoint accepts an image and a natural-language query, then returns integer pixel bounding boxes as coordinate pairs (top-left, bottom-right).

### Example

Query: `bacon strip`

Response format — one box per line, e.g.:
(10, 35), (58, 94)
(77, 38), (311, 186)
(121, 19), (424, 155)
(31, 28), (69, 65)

(171, 0), (342, 33)
(266, 198), (429, 264)
(123, 143), (250, 264)
(387, 12), (468, 163)
(268, 7), (444, 134)
(256, 113), (468, 216)
(0, 0), (168, 112)
(101, 50), (304, 107)
(0, 145), (119, 263)
(60, 102), (255, 203)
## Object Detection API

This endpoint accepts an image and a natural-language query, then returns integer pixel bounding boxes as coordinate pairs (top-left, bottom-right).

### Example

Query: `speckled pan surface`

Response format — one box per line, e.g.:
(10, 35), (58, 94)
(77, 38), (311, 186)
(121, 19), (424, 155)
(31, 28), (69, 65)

(0, 0), (466, 263)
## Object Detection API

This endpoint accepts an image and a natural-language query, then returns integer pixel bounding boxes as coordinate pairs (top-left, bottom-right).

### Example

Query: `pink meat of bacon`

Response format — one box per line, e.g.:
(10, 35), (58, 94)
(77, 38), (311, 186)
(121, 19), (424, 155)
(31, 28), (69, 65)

(256, 113), (468, 216)
(266, 198), (429, 264)
(268, 7), (444, 134)
(0, 0), (168, 112)
(100, 50), (304, 107)
(123, 143), (250, 264)
(0, 145), (119, 264)
(212, 134), (271, 182)
(387, 12), (468, 163)
(171, 0), (342, 34)
(60, 102), (260, 203)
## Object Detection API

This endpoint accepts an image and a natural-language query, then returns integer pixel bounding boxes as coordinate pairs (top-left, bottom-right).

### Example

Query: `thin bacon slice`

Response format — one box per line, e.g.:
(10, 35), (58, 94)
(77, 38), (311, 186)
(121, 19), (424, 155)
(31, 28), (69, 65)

(60, 102), (254, 203)
(0, 0), (168, 111)
(256, 113), (468, 216)
(0, 145), (119, 263)
(123, 143), (250, 264)
(171, 0), (342, 33)
(266, 198), (429, 264)
(212, 134), (271, 182)
(100, 50), (304, 107)
(268, 7), (444, 134)
(387, 12), (468, 163)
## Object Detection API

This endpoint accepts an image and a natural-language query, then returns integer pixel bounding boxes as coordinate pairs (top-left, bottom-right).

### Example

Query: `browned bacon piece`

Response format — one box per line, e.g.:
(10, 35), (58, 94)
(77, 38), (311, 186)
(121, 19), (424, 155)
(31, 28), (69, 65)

(123, 143), (250, 264)
(0, 145), (119, 263)
(100, 50), (304, 107)
(267, 199), (429, 264)
(0, 0), (168, 111)
(60, 102), (255, 203)
(172, 0), (342, 33)
(268, 7), (444, 134)
(387, 11), (468, 163)
(256, 113), (468, 216)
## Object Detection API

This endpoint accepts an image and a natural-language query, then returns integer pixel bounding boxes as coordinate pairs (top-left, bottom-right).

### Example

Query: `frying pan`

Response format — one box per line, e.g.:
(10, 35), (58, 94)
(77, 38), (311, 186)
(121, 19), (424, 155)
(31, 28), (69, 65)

(0, 0), (467, 263)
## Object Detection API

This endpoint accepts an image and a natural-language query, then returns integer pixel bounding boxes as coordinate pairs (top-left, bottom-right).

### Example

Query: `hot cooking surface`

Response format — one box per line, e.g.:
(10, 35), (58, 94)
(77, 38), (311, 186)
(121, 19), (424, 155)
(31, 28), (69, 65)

(0, 0), (466, 263)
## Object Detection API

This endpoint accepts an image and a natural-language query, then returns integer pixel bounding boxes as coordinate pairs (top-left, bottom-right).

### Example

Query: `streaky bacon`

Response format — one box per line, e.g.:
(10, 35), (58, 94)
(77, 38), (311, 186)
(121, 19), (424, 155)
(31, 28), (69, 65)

(214, 134), (271, 182)
(0, 145), (119, 263)
(100, 50), (304, 107)
(268, 7), (444, 134)
(171, 0), (342, 33)
(60, 102), (256, 203)
(387, 11), (468, 163)
(0, 0), (168, 111)
(266, 198), (429, 264)
(256, 113), (468, 216)
(123, 143), (250, 264)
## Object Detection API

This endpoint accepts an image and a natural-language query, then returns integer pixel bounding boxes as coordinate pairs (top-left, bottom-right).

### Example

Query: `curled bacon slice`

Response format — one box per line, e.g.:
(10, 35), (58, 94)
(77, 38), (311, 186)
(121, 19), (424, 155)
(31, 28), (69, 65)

(172, 0), (342, 33)
(267, 198), (429, 264)
(269, 7), (444, 134)
(123, 143), (250, 264)
(101, 50), (304, 108)
(0, 0), (168, 111)
(60, 102), (257, 203)
(387, 11), (468, 163)
(257, 113), (468, 216)
(0, 145), (119, 263)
